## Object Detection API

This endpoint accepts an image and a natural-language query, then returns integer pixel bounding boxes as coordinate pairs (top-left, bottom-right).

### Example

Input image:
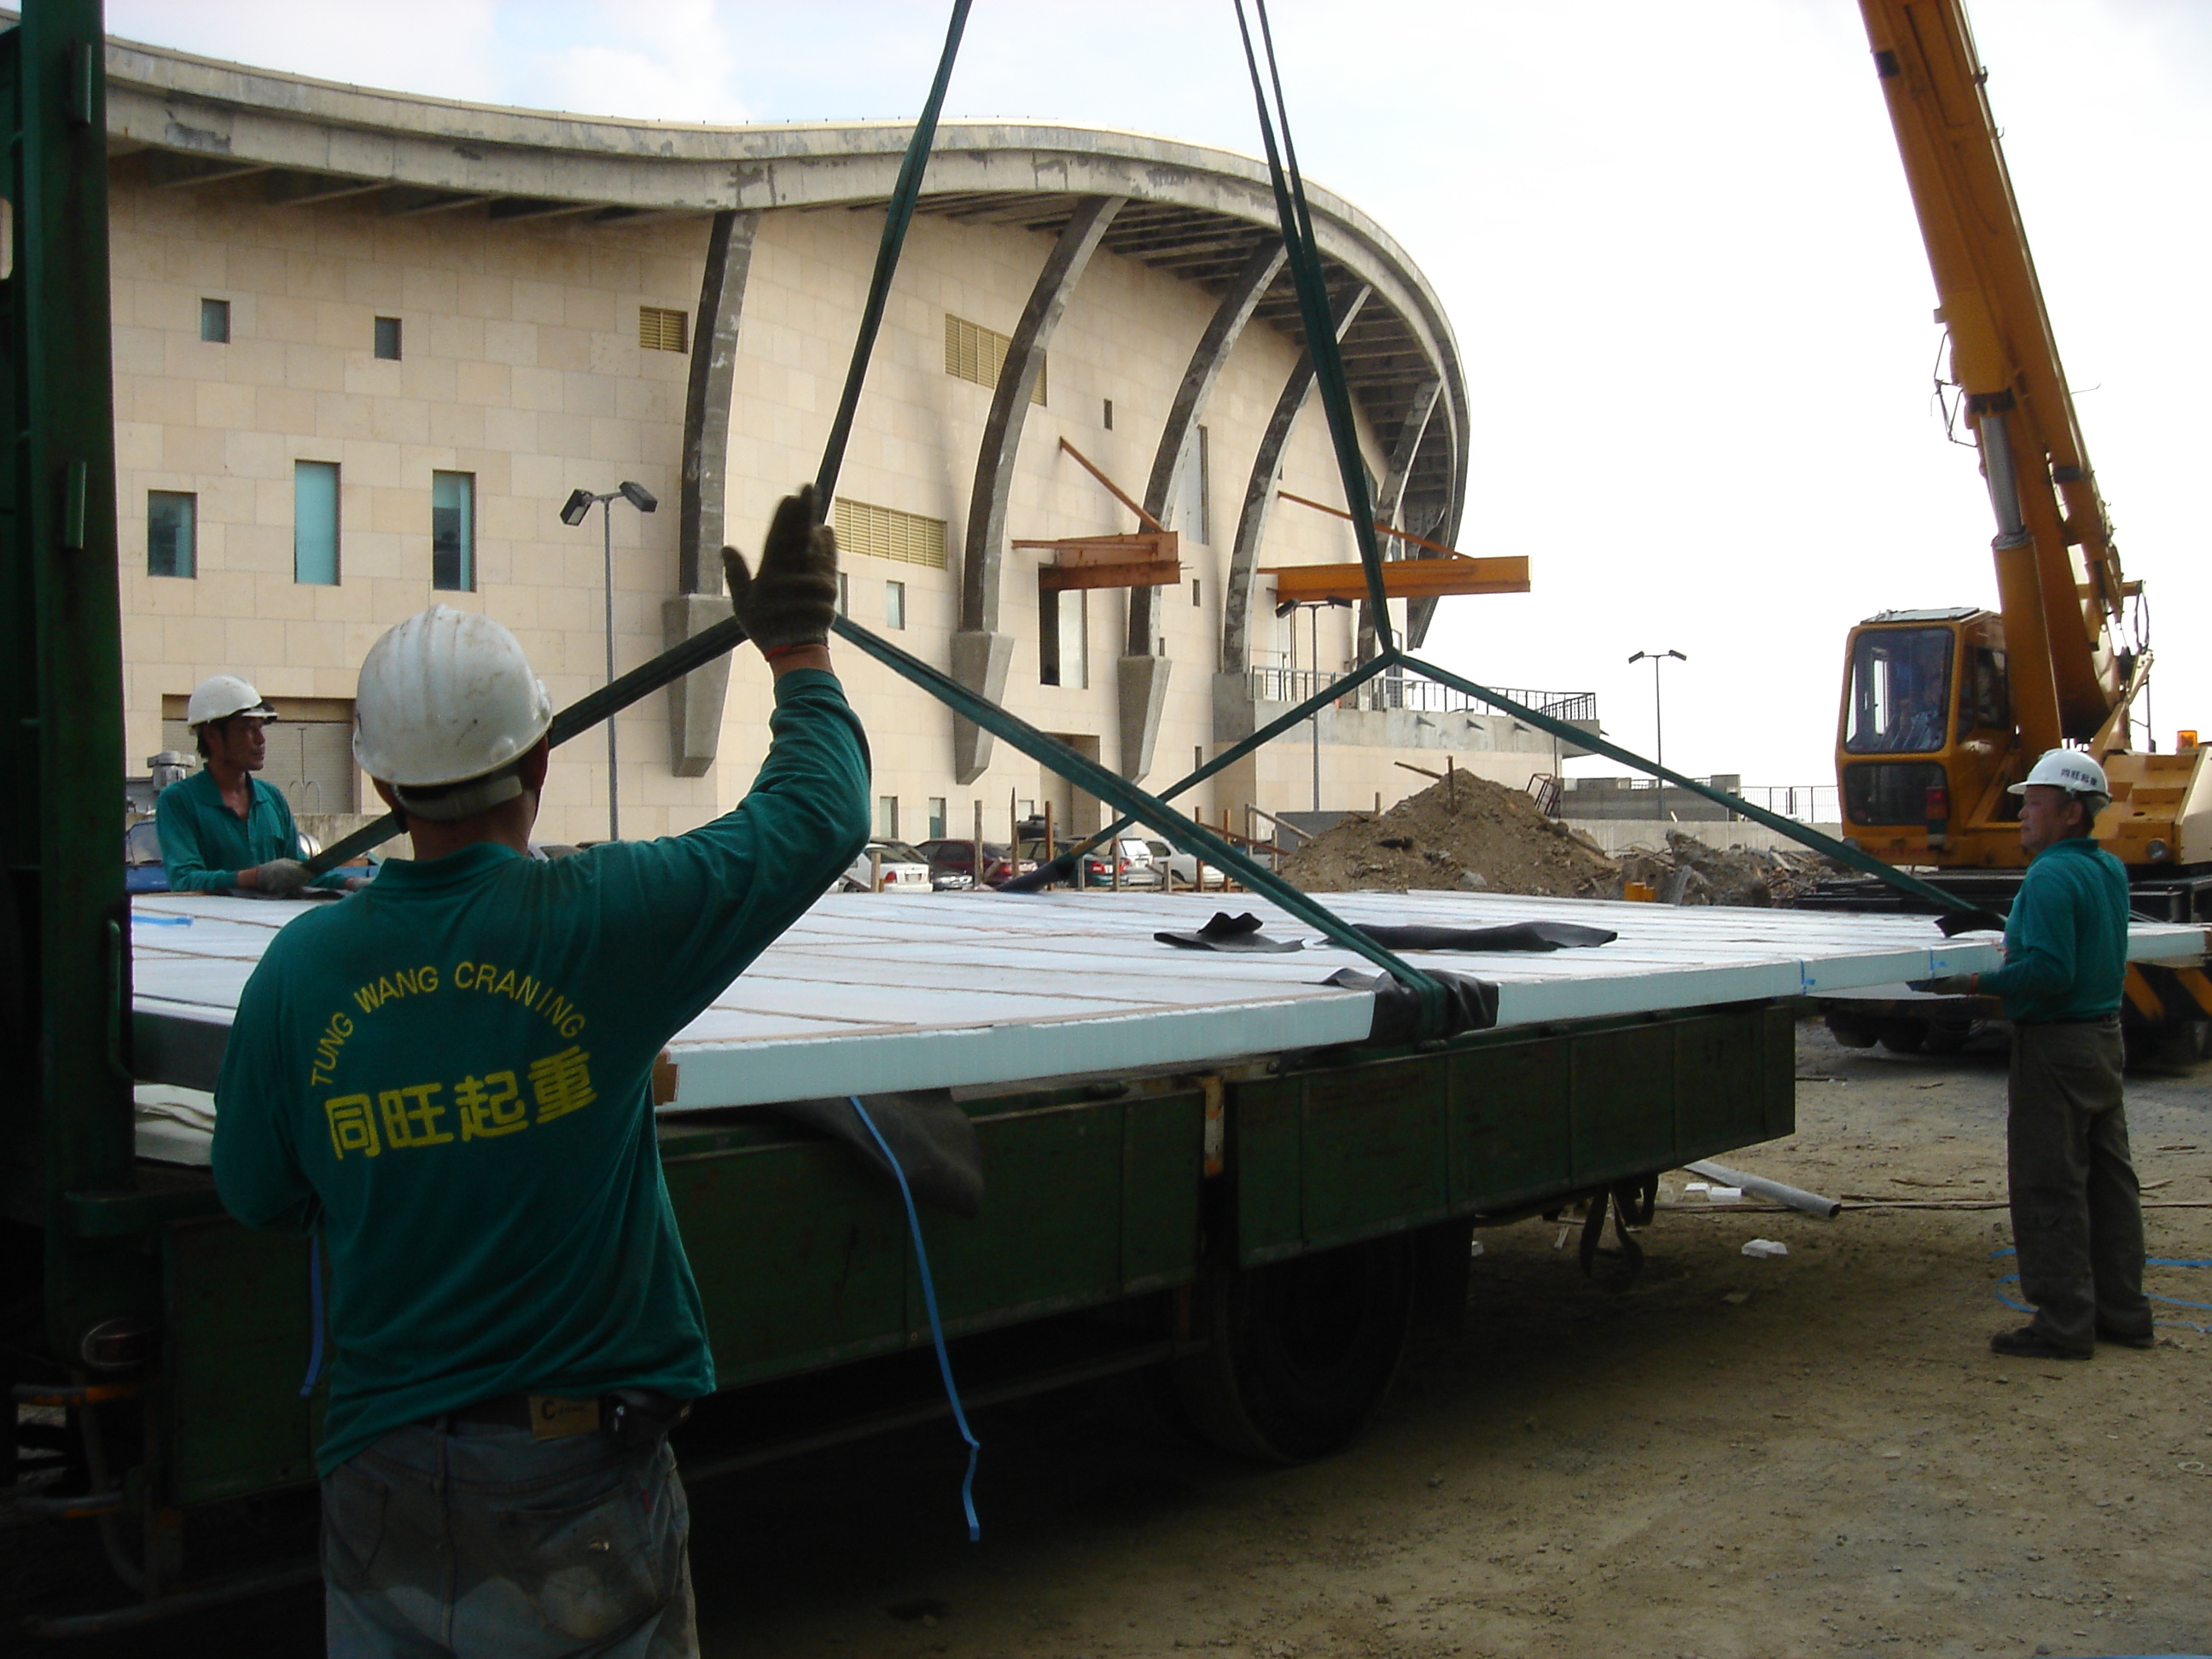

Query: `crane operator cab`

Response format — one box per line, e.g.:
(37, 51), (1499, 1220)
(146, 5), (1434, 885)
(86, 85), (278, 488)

(1837, 607), (2017, 865)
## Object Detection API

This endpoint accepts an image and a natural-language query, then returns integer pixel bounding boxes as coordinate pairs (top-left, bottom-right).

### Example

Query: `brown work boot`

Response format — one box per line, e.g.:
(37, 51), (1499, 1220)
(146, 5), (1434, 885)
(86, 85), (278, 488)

(1990, 1325), (2092, 1360)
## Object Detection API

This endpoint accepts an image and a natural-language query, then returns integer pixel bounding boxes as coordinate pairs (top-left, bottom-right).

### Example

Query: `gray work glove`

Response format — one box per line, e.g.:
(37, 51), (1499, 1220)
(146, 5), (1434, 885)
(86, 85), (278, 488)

(252, 858), (310, 898)
(723, 484), (839, 653)
(1908, 974), (1979, 997)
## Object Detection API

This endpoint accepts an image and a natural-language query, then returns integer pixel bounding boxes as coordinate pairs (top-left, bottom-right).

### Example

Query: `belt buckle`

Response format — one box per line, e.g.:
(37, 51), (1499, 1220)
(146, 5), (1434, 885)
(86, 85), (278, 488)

(527, 1394), (601, 1441)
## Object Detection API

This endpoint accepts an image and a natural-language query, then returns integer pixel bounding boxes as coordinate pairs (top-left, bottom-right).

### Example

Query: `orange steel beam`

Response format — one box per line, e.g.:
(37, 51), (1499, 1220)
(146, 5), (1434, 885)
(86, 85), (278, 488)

(1057, 438), (1167, 533)
(1010, 531), (1179, 566)
(1275, 489), (1465, 561)
(1263, 558), (1529, 603)
(1039, 562), (1185, 592)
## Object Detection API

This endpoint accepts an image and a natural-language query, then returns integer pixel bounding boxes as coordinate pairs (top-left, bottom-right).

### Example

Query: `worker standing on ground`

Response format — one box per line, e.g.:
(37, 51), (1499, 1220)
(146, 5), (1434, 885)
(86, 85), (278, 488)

(1955, 750), (2151, 1360)
(211, 487), (868, 1657)
(156, 675), (361, 895)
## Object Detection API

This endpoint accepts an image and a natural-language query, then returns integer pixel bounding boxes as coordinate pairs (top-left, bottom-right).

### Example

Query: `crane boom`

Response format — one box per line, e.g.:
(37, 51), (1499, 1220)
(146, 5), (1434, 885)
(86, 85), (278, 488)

(1858, 0), (2128, 747)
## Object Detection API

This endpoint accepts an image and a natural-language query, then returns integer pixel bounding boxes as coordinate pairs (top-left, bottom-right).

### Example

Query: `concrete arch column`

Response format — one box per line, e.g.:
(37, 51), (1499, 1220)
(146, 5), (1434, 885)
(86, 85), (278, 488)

(1115, 237), (1286, 781)
(1217, 282), (1371, 680)
(951, 194), (1126, 784)
(1355, 375), (1441, 664)
(663, 207), (760, 776)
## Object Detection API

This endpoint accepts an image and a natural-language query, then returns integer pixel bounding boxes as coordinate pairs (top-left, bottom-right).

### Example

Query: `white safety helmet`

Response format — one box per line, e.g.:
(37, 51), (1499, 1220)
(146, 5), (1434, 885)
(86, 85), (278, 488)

(353, 606), (552, 822)
(185, 674), (277, 730)
(2008, 749), (2110, 801)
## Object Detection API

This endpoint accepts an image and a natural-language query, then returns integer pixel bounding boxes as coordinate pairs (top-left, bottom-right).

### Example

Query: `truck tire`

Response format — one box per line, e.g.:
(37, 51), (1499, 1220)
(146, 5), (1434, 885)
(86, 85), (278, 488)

(1825, 1013), (1877, 1049)
(1170, 1233), (1416, 1464)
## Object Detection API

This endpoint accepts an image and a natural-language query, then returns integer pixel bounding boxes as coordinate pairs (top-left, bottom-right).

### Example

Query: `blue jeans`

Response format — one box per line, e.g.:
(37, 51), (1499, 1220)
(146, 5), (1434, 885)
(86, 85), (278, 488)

(321, 1418), (695, 1658)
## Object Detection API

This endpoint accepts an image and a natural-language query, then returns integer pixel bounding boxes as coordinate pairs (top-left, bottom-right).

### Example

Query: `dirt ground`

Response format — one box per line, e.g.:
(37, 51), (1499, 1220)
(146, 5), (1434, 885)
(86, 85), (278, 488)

(25, 1022), (2212, 1658)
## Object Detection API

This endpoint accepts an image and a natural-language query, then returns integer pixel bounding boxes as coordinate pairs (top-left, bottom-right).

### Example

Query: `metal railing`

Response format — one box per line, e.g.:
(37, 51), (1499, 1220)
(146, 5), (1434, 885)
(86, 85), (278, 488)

(1245, 667), (1596, 724)
(1732, 784), (1842, 824)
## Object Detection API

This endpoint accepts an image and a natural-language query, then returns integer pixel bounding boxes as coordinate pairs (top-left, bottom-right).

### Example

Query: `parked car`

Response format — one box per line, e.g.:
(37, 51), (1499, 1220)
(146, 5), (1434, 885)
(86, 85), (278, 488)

(1016, 837), (1162, 889)
(914, 838), (1033, 888)
(836, 839), (934, 893)
(125, 818), (168, 892)
(1143, 837), (1228, 890)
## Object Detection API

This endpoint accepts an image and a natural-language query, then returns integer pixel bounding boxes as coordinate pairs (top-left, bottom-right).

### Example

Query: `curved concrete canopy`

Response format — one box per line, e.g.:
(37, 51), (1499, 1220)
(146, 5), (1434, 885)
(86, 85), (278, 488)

(99, 31), (1468, 551)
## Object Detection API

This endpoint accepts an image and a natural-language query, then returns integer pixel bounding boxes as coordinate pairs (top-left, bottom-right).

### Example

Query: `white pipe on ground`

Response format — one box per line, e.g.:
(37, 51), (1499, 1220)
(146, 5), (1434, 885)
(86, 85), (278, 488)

(1685, 1159), (1842, 1220)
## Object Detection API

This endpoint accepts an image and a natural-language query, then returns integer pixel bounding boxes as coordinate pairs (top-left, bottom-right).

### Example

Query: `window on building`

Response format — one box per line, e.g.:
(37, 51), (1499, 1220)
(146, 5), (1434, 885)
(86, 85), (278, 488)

(1195, 745), (1206, 774)
(944, 313), (1045, 405)
(885, 580), (907, 631)
(1191, 577), (1202, 608)
(638, 306), (689, 352)
(876, 796), (899, 840)
(927, 797), (948, 840)
(1039, 581), (1088, 689)
(833, 498), (949, 569)
(147, 491), (195, 579)
(1174, 424), (1211, 544)
(835, 572), (850, 618)
(294, 461), (340, 585)
(200, 298), (230, 343)
(374, 316), (402, 360)
(1103, 398), (1114, 430)
(432, 471), (474, 592)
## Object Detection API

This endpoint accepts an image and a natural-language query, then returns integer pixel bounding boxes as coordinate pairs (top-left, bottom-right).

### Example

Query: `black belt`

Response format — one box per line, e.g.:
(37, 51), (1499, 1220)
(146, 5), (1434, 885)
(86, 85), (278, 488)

(439, 1389), (692, 1447)
(2016, 1012), (2121, 1027)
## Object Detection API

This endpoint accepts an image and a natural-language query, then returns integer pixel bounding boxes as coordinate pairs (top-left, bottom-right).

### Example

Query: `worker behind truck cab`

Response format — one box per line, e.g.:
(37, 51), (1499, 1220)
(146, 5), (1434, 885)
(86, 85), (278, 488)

(156, 675), (364, 896)
(211, 487), (868, 1657)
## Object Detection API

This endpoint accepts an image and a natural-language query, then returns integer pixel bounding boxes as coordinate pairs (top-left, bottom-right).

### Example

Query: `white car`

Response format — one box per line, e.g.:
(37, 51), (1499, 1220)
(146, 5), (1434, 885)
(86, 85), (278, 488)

(1144, 837), (1228, 890)
(836, 839), (934, 893)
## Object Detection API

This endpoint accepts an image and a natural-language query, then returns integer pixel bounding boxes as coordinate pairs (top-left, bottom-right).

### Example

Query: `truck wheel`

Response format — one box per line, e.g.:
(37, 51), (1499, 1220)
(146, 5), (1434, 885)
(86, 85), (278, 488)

(1825, 1014), (1877, 1048)
(1877, 1023), (1926, 1054)
(1171, 1234), (1416, 1464)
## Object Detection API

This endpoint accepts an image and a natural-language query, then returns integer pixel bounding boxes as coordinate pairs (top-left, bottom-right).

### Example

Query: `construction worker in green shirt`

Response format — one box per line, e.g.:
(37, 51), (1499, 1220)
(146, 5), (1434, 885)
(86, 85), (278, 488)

(1938, 750), (2151, 1360)
(212, 487), (867, 1658)
(155, 675), (360, 895)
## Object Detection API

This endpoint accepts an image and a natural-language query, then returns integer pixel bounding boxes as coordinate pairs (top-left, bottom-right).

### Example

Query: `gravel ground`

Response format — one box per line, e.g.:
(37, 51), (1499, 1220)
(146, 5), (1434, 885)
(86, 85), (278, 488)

(20, 1021), (2212, 1658)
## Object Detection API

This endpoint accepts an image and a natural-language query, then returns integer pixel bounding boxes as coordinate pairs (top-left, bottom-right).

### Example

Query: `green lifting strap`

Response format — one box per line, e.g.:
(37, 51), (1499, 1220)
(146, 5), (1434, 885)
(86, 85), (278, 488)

(292, 1), (1452, 1030)
(1233, 0), (1394, 643)
(826, 613), (1445, 1000)
(1391, 652), (1998, 928)
(1057, 653), (1398, 863)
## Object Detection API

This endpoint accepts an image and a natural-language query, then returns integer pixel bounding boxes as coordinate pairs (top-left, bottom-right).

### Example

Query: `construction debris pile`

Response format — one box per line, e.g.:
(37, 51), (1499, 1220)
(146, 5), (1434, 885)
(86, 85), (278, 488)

(1281, 772), (1619, 898)
(1281, 775), (1833, 907)
(1618, 832), (1830, 908)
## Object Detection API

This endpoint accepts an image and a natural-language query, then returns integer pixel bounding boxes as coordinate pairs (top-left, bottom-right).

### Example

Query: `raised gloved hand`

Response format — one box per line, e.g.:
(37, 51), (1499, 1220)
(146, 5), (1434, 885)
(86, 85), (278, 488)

(250, 858), (310, 898)
(723, 484), (839, 654)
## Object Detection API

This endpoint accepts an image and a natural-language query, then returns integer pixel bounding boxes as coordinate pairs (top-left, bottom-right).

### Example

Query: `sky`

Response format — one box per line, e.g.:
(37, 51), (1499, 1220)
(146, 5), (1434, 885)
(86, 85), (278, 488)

(105, 1), (2212, 790)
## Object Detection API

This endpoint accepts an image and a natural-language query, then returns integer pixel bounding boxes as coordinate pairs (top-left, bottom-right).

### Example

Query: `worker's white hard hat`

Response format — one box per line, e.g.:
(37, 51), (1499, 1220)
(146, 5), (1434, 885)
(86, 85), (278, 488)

(353, 606), (551, 820)
(2008, 749), (2110, 799)
(184, 674), (277, 729)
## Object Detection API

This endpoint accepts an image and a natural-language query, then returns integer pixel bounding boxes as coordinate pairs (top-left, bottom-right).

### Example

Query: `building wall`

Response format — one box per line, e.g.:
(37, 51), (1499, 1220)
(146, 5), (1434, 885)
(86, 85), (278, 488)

(111, 167), (1505, 848)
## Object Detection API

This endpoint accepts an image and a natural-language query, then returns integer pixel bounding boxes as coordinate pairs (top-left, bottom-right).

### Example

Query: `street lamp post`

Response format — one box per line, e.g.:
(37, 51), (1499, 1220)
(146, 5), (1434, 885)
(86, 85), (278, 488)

(561, 481), (659, 840)
(1627, 649), (1687, 824)
(1278, 595), (1353, 812)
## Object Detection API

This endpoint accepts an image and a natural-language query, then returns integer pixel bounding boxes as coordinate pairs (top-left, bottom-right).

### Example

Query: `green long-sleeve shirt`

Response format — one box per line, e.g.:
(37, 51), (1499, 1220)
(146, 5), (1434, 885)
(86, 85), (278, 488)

(1980, 834), (2130, 1022)
(211, 669), (870, 1474)
(154, 768), (350, 893)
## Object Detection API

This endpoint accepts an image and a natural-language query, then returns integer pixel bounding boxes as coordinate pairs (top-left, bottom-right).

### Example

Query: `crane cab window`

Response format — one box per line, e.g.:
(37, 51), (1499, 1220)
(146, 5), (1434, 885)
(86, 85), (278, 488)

(1968, 647), (2010, 733)
(1844, 628), (1953, 754)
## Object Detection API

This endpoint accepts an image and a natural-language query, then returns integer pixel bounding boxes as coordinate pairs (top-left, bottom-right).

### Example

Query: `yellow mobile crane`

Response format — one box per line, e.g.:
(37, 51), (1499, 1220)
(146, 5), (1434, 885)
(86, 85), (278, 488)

(1813, 0), (2212, 1057)
(1837, 0), (2210, 891)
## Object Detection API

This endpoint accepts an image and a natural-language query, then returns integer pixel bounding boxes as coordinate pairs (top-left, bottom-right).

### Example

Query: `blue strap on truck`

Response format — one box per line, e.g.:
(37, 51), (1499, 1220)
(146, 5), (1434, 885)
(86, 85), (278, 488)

(851, 1096), (981, 1542)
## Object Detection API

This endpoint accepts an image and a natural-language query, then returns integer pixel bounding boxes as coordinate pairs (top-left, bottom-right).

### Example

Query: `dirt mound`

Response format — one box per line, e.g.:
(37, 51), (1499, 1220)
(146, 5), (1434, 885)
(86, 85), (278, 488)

(1617, 830), (1828, 907)
(1281, 772), (1619, 898)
